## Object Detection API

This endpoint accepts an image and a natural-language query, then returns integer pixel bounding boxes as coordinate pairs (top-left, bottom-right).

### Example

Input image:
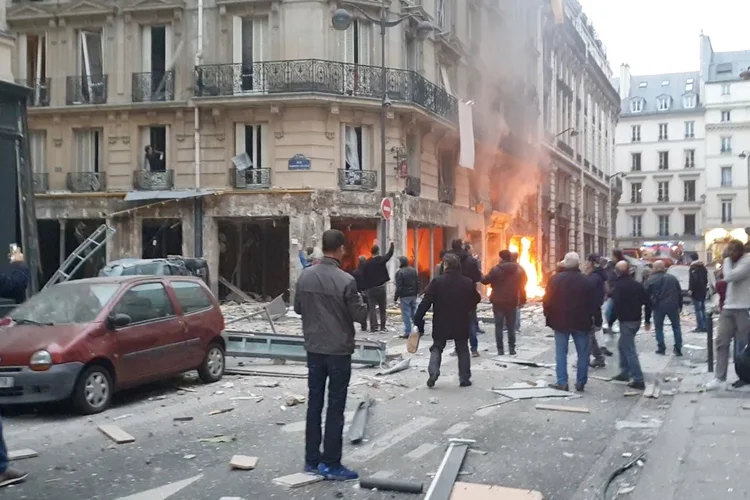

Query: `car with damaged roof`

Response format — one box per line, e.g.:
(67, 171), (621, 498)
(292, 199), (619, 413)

(0, 275), (227, 414)
(99, 257), (210, 287)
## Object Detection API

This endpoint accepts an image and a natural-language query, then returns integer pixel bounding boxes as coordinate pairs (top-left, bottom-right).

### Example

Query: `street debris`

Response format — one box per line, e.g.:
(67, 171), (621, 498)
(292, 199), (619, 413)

(449, 482), (544, 499)
(492, 386), (571, 400)
(255, 380), (280, 388)
(98, 424), (135, 444)
(113, 413), (134, 421)
(563, 452), (575, 458)
(492, 357), (554, 368)
(643, 382), (660, 398)
(376, 357), (411, 376)
(284, 394), (306, 407)
(8, 449), (38, 461)
(535, 403), (590, 414)
(622, 452), (633, 458)
(225, 368), (307, 379)
(617, 485), (636, 495)
(623, 391), (641, 397)
(348, 397), (374, 445)
(209, 408), (235, 416)
(273, 472), (323, 488)
(476, 397), (516, 411)
(360, 476), (424, 493)
(231, 396), (263, 401)
(424, 438), (474, 500)
(230, 455), (259, 470)
(183, 454), (197, 460)
(428, 397), (439, 404)
(175, 386), (197, 392)
(359, 375), (409, 388)
(174, 416), (194, 422)
(590, 375), (612, 382)
(615, 419), (662, 430)
(683, 344), (706, 350)
(198, 435), (236, 443)
(602, 453), (645, 499)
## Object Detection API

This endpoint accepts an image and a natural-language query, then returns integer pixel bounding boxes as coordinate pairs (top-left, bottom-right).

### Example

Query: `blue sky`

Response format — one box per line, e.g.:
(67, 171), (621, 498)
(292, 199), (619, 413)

(578, 0), (750, 76)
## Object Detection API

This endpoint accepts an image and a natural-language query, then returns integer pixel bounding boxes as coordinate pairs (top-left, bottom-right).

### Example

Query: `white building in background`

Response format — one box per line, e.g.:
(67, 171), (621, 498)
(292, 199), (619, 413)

(613, 67), (706, 255)
(0, 0), (14, 81)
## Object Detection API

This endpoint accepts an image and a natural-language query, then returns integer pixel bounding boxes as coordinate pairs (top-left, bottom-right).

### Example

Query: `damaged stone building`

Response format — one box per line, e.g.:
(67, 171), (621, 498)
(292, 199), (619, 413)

(6, 0), (619, 298)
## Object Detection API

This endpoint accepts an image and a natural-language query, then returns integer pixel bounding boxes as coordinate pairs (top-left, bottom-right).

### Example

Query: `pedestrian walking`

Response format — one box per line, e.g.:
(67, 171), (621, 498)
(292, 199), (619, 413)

(609, 260), (650, 390)
(482, 249), (526, 356)
(603, 249), (625, 333)
(510, 252), (526, 334)
(688, 258), (709, 332)
(543, 252), (597, 392)
(361, 241), (394, 331)
(443, 239), (482, 356)
(644, 260), (684, 356)
(351, 255), (368, 331)
(705, 240), (750, 391)
(394, 256), (419, 339)
(294, 229), (367, 481)
(413, 253), (481, 388)
(586, 253), (610, 368)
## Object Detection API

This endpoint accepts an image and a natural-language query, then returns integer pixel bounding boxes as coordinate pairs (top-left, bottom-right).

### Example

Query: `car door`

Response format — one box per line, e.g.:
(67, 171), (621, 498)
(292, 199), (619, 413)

(169, 280), (216, 368)
(110, 281), (187, 386)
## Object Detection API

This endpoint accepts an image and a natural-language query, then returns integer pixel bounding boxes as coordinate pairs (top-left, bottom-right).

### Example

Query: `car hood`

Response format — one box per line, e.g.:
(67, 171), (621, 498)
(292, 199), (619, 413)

(0, 324), (89, 366)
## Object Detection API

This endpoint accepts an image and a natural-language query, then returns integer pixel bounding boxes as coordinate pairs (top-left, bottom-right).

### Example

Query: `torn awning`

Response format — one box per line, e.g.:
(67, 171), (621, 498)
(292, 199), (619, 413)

(123, 189), (216, 202)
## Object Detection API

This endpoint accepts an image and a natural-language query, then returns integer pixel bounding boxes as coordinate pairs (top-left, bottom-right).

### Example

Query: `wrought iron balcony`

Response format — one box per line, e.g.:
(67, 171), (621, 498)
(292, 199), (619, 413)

(132, 71), (174, 102)
(194, 59), (458, 122)
(133, 169), (174, 191)
(405, 175), (421, 197)
(16, 79), (50, 107)
(439, 184), (455, 205)
(66, 75), (108, 105)
(230, 167), (271, 189)
(67, 172), (106, 192)
(337, 168), (377, 191)
(32, 173), (48, 193)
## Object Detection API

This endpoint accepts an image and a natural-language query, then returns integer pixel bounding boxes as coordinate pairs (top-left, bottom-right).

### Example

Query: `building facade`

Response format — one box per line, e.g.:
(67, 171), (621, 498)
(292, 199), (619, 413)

(613, 67), (706, 255)
(0, 0), (13, 81)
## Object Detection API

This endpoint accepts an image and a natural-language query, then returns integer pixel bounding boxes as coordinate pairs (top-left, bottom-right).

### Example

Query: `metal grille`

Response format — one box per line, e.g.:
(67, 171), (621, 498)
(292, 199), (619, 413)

(133, 170), (174, 191)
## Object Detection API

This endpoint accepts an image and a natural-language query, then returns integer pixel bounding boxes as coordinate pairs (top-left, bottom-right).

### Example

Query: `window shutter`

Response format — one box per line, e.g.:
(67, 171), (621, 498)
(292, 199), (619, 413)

(164, 24), (173, 70)
(235, 123), (245, 155)
(141, 26), (151, 72)
(30, 132), (45, 174)
(358, 21), (371, 65)
(361, 125), (371, 169)
(338, 26), (354, 63)
(232, 16), (243, 65)
(253, 16), (268, 62)
(259, 125), (268, 167)
(17, 34), (27, 80)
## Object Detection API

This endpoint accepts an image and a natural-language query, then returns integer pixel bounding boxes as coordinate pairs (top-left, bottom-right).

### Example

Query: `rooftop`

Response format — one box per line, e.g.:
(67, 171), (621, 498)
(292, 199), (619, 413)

(614, 71), (702, 117)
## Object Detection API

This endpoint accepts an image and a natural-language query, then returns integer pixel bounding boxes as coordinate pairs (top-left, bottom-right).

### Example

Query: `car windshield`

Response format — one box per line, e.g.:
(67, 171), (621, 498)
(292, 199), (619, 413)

(9, 282), (121, 325)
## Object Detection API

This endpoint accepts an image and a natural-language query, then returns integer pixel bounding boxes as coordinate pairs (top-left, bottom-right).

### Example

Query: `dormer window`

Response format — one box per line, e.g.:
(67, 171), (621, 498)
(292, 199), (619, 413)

(639, 82), (647, 88)
(657, 96), (671, 111)
(683, 94), (697, 109)
(630, 99), (644, 113)
(661, 80), (670, 86)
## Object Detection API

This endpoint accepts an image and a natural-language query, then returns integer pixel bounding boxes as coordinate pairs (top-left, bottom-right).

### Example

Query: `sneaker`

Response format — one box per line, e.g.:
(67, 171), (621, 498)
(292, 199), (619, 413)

(704, 378), (726, 391)
(628, 380), (646, 390)
(655, 349), (666, 355)
(673, 347), (683, 357)
(601, 347), (614, 357)
(589, 358), (606, 368)
(548, 383), (569, 391)
(426, 375), (437, 388)
(304, 463), (319, 474)
(471, 350), (480, 358)
(459, 380), (472, 387)
(317, 463), (359, 481)
(612, 373), (630, 382)
(0, 468), (29, 488)
(575, 383), (585, 392)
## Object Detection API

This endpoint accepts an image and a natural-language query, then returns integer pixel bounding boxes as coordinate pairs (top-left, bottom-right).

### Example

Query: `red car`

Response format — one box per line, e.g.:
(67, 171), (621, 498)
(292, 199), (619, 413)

(0, 275), (228, 414)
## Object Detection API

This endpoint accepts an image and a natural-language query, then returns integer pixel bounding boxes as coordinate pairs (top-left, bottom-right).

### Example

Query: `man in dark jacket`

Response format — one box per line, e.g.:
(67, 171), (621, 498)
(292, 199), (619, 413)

(645, 260), (683, 356)
(362, 241), (394, 331)
(586, 253), (611, 368)
(394, 256), (419, 338)
(543, 252), (597, 392)
(611, 260), (651, 390)
(351, 255), (368, 331)
(443, 239), (482, 355)
(603, 249), (626, 333)
(414, 253), (480, 388)
(294, 230), (367, 481)
(482, 249), (525, 356)
(688, 259), (709, 332)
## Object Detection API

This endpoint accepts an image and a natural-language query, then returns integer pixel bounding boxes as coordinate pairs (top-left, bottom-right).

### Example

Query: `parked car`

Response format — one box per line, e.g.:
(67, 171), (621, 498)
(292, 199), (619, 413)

(667, 264), (716, 304)
(99, 257), (210, 288)
(0, 275), (227, 414)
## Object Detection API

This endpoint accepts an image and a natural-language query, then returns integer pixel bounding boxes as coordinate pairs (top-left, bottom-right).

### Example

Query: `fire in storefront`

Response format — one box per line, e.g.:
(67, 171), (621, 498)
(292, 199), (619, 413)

(486, 236), (545, 300)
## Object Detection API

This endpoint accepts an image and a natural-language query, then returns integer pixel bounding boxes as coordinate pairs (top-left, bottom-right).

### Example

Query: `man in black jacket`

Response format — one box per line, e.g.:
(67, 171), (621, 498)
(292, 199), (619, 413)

(362, 241), (394, 331)
(543, 252), (597, 392)
(482, 249), (526, 356)
(688, 258), (709, 332)
(394, 256), (419, 338)
(443, 239), (482, 355)
(294, 230), (367, 481)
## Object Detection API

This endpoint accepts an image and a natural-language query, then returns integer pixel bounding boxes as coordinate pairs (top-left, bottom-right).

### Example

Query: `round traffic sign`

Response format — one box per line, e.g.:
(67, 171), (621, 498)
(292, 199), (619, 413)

(380, 197), (392, 220)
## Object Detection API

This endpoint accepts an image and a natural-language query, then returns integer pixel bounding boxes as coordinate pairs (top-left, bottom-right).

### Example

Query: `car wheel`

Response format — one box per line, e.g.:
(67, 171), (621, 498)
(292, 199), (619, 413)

(73, 365), (113, 415)
(198, 342), (225, 383)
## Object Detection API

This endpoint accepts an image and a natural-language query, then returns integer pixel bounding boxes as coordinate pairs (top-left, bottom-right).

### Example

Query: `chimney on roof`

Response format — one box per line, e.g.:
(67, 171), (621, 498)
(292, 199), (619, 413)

(619, 63), (631, 98)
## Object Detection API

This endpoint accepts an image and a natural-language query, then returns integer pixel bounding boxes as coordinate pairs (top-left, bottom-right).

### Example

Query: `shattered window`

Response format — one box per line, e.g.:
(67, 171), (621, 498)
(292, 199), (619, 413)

(10, 282), (120, 324)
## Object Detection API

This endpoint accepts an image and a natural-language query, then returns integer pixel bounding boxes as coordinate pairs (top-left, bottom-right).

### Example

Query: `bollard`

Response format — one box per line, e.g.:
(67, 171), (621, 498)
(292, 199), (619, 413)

(707, 311), (714, 373)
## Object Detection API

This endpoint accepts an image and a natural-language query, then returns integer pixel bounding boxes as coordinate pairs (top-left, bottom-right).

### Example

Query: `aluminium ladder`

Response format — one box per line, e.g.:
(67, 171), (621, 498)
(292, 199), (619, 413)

(42, 224), (116, 290)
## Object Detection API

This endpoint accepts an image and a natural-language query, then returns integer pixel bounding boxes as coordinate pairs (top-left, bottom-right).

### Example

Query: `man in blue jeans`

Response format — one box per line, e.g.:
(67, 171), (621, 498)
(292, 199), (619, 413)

(645, 260), (684, 356)
(610, 260), (651, 390)
(394, 256), (419, 338)
(543, 252), (597, 392)
(295, 230), (367, 481)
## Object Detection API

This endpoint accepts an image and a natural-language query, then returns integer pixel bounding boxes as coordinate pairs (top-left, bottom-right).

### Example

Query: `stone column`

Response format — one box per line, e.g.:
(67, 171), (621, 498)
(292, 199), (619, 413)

(202, 216), (220, 297)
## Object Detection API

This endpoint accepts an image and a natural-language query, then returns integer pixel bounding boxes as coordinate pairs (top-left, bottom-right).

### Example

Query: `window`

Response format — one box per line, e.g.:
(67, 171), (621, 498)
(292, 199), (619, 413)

(631, 125), (641, 142)
(722, 200), (733, 223)
(630, 99), (644, 113)
(657, 96), (671, 111)
(631, 152), (642, 171)
(342, 124), (372, 185)
(684, 180), (696, 201)
(657, 181), (669, 202)
(661, 80), (670, 86)
(234, 123), (267, 172)
(639, 82), (648, 88)
(139, 25), (171, 100)
(73, 129), (103, 173)
(29, 130), (46, 175)
(658, 123), (668, 140)
(658, 215), (670, 236)
(658, 151), (669, 170)
(112, 283), (174, 324)
(630, 182), (642, 203)
(682, 94), (696, 109)
(721, 166), (732, 186)
(684, 149), (695, 168)
(685, 83), (694, 92)
(405, 35), (421, 73)
(631, 215), (642, 237)
(171, 281), (213, 314)
(684, 121), (695, 138)
(232, 16), (269, 93)
(721, 110), (731, 122)
(20, 33), (48, 106)
(74, 30), (104, 104)
(684, 214), (696, 235)
(436, 0), (453, 30)
(722, 83), (731, 95)
(140, 126), (167, 171)
(721, 136), (732, 154)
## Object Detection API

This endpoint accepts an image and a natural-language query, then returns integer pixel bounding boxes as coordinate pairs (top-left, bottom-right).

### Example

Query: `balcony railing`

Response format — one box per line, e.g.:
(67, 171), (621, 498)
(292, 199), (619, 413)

(337, 168), (377, 191)
(66, 75), (108, 105)
(132, 71), (175, 103)
(32, 173), (48, 193)
(194, 59), (458, 122)
(133, 169), (174, 191)
(439, 184), (455, 205)
(405, 175), (421, 197)
(67, 172), (106, 192)
(16, 79), (50, 107)
(230, 167), (271, 189)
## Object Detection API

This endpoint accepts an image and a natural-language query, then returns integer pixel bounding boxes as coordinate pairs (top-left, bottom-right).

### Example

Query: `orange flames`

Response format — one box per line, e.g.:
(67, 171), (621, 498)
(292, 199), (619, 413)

(486, 237), (545, 300)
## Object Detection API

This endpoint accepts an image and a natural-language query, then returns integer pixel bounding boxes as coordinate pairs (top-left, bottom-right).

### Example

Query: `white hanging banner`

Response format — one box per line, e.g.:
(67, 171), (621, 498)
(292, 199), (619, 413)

(458, 101), (475, 170)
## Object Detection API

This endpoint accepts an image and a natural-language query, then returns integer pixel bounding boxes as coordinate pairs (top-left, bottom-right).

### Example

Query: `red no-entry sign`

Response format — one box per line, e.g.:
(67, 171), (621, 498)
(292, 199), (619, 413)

(380, 197), (392, 220)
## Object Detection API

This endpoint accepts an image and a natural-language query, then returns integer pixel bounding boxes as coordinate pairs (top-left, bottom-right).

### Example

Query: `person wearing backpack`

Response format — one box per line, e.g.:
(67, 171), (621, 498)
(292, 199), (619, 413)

(644, 260), (683, 356)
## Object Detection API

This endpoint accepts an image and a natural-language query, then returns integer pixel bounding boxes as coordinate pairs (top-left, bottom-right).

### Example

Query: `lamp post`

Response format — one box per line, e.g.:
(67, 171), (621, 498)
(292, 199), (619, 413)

(332, 3), (433, 250)
(554, 127), (579, 140)
(606, 172), (625, 251)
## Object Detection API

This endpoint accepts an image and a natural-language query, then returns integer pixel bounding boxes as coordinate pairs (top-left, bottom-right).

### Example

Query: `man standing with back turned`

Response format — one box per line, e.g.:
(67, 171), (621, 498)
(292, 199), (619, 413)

(362, 241), (394, 331)
(294, 230), (367, 481)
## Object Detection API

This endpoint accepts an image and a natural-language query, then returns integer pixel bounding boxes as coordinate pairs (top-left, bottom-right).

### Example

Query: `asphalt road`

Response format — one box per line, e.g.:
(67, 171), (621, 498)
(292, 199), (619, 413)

(1, 307), (704, 500)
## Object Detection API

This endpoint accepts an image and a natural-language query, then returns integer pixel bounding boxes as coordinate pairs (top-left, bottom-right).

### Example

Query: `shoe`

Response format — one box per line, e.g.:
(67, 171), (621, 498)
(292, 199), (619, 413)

(628, 380), (646, 390)
(496, 350), (504, 357)
(704, 378), (726, 391)
(612, 373), (630, 382)
(673, 347), (683, 357)
(548, 383), (569, 391)
(426, 375), (437, 388)
(471, 350), (480, 358)
(589, 358), (605, 368)
(732, 379), (748, 389)
(317, 463), (359, 481)
(379, 327), (387, 332)
(509, 348), (517, 356)
(477, 328), (486, 334)
(304, 463), (319, 474)
(655, 349), (666, 355)
(575, 383), (585, 392)
(459, 380), (472, 387)
(0, 468), (29, 488)
(601, 347), (614, 357)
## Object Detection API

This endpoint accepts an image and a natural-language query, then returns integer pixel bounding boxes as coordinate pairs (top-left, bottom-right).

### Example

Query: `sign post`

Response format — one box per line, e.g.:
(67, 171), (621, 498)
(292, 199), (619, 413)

(380, 197), (392, 220)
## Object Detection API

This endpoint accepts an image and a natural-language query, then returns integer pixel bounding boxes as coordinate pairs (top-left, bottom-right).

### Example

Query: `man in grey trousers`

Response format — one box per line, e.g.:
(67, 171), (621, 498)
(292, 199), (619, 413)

(705, 240), (750, 391)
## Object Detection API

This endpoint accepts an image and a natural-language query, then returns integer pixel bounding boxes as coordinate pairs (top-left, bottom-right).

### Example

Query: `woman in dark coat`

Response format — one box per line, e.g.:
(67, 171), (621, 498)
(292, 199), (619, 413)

(414, 253), (481, 388)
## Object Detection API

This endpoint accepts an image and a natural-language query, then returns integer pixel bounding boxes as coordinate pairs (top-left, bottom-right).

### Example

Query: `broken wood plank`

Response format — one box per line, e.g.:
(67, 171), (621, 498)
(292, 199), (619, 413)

(273, 472), (323, 488)
(209, 408), (235, 416)
(175, 386), (197, 393)
(535, 403), (590, 414)
(218, 276), (255, 304)
(623, 391), (641, 397)
(230, 455), (259, 470)
(97, 424), (135, 444)
(450, 482), (544, 500)
(8, 449), (38, 461)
